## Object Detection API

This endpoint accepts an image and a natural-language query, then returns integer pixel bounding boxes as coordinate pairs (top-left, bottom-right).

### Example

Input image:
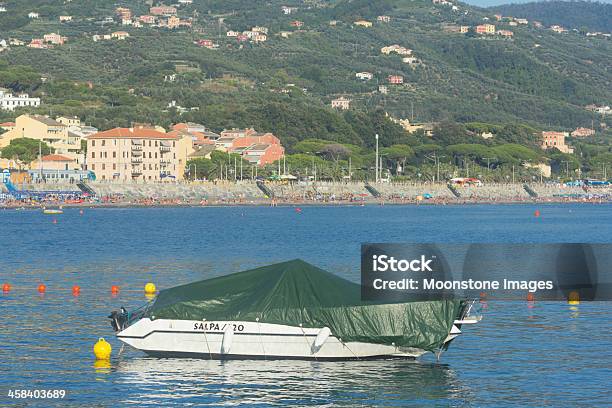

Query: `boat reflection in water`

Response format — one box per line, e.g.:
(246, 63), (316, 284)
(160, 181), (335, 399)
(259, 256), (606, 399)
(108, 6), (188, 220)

(114, 357), (473, 406)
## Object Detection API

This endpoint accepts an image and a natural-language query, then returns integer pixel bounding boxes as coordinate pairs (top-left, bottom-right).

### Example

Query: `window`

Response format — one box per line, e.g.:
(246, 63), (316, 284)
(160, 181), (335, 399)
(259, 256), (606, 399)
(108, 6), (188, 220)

(113, 152), (116, 158)
(102, 164), (105, 170)
(92, 140), (96, 147)
(113, 164), (116, 170)
(102, 140), (106, 146)
(91, 164), (95, 170)
(91, 152), (95, 158)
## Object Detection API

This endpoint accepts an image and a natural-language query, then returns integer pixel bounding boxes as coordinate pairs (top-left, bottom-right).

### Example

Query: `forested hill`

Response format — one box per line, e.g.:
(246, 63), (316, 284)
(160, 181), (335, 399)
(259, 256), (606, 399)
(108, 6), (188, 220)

(490, 1), (612, 33)
(0, 0), (610, 146)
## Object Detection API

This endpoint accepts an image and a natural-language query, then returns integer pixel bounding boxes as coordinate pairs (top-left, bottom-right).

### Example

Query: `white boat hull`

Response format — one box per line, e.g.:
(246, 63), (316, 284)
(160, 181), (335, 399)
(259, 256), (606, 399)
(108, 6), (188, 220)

(117, 318), (435, 360)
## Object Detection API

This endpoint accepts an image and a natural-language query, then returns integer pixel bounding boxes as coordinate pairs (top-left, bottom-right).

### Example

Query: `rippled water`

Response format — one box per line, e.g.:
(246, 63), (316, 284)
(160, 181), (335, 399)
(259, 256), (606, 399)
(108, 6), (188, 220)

(0, 204), (610, 406)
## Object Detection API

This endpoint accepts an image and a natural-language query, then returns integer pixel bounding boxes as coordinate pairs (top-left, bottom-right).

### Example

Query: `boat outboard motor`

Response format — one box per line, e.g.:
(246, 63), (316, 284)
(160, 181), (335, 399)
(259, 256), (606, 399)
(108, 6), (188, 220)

(108, 307), (129, 332)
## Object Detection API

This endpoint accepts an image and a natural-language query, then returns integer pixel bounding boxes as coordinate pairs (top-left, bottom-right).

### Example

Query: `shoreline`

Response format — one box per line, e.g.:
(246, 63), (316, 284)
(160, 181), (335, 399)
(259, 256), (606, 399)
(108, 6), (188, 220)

(2, 197), (610, 210)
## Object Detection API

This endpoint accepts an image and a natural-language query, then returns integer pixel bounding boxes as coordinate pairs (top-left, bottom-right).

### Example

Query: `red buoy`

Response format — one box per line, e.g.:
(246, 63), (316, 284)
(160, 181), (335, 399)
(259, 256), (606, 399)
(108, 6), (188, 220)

(295, 207), (302, 213)
(2, 283), (10, 292)
(534, 209), (541, 217)
(527, 293), (535, 302)
(52, 218), (58, 224)
(111, 285), (120, 295)
(72, 285), (81, 296)
(38, 284), (46, 293)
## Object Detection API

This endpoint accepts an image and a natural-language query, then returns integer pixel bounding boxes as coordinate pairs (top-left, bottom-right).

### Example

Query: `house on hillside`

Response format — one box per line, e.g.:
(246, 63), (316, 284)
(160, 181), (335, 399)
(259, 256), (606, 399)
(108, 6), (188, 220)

(541, 131), (573, 154)
(111, 31), (130, 40)
(476, 24), (495, 34)
(354, 20), (372, 28)
(331, 97), (351, 110)
(387, 75), (404, 84)
(571, 127), (595, 137)
(355, 72), (373, 80)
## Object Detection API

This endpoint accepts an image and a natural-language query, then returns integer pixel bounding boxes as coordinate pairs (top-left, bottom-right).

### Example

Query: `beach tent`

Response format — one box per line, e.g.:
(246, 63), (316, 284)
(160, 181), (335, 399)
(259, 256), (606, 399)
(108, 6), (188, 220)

(146, 260), (462, 352)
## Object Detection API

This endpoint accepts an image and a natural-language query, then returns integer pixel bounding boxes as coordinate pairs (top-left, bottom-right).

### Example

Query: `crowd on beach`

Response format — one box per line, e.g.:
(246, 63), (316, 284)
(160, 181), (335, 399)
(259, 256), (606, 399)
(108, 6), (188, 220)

(1, 181), (610, 209)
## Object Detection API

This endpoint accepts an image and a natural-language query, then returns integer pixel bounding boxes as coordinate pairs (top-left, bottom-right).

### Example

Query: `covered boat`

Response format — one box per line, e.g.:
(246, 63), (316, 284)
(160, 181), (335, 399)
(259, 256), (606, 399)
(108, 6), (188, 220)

(110, 260), (479, 360)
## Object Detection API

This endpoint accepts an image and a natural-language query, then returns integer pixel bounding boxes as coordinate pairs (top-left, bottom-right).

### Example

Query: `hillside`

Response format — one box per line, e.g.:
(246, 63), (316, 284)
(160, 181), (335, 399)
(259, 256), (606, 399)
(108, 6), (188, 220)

(490, 1), (612, 33)
(0, 0), (610, 171)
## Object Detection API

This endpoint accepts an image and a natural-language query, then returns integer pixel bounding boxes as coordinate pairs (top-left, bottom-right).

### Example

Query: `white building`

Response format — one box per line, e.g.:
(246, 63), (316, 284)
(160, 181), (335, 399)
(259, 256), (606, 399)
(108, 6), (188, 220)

(331, 97), (351, 110)
(28, 12), (39, 19)
(0, 88), (41, 111)
(355, 72), (373, 80)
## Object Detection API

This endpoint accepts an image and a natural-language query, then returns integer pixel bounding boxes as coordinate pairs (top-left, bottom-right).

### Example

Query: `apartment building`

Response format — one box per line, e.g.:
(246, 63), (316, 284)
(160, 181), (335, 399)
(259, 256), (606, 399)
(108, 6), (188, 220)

(85, 127), (193, 181)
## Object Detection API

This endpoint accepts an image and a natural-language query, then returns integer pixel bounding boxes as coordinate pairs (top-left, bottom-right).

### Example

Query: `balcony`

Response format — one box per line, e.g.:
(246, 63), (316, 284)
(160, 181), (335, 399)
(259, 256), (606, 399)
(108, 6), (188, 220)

(132, 145), (143, 151)
(131, 157), (143, 164)
(131, 150), (142, 157)
(159, 146), (171, 153)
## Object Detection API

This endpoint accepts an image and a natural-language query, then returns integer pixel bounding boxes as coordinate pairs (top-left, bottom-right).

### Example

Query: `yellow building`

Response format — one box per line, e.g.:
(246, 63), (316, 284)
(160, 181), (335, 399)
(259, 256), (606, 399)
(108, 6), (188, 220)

(0, 115), (84, 164)
(85, 127), (194, 182)
(354, 20), (373, 28)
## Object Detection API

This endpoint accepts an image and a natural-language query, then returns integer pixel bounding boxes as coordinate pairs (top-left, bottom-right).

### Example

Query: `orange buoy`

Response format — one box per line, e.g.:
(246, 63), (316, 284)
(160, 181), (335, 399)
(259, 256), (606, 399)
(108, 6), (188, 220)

(72, 285), (81, 296)
(527, 292), (535, 302)
(38, 284), (46, 293)
(111, 285), (120, 295)
(2, 283), (10, 292)
(534, 209), (541, 217)
(295, 207), (302, 213)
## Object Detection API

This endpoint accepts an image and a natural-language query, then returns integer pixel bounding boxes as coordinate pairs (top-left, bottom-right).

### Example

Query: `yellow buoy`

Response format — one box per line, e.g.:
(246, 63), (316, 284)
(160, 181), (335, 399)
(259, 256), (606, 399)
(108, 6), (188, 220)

(93, 338), (112, 360)
(144, 282), (157, 294)
(568, 291), (580, 305)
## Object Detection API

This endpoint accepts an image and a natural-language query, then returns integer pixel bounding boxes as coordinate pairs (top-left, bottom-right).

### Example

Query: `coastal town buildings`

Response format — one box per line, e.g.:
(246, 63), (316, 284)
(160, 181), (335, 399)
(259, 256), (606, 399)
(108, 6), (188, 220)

(377, 15), (391, 23)
(213, 128), (284, 166)
(541, 131), (574, 154)
(0, 88), (41, 111)
(85, 126), (193, 181)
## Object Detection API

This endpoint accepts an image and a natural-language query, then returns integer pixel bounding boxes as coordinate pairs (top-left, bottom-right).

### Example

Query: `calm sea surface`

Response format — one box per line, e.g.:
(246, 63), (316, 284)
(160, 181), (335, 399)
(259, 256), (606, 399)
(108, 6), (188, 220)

(0, 204), (610, 407)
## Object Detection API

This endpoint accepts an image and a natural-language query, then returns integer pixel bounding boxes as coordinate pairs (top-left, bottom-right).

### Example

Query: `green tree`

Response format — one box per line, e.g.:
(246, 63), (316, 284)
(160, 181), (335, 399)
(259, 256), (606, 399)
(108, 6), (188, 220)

(1, 138), (54, 164)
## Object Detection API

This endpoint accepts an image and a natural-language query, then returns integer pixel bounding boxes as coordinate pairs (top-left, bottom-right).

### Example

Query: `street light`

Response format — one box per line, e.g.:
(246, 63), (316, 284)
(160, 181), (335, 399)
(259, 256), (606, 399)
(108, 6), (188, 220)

(375, 134), (379, 183)
(187, 163), (197, 181)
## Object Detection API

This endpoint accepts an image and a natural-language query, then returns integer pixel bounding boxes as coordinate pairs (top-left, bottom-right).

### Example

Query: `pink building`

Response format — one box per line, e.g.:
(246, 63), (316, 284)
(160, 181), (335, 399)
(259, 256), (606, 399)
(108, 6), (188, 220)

(150, 6), (177, 16)
(541, 131), (573, 154)
(388, 75), (404, 84)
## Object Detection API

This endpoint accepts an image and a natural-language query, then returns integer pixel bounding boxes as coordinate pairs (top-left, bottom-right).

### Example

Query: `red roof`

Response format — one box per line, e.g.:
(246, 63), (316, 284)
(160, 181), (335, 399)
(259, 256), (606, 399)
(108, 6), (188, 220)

(87, 127), (178, 139)
(41, 154), (72, 162)
(0, 122), (15, 127)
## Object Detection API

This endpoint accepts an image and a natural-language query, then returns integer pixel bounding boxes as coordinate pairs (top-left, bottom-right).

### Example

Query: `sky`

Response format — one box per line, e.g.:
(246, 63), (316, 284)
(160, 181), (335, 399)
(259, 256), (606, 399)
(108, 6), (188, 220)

(462, 0), (612, 7)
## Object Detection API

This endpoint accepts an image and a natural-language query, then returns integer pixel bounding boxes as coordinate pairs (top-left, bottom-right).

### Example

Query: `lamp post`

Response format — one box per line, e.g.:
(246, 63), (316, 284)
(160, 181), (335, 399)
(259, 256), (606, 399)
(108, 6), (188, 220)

(187, 163), (197, 181)
(375, 133), (379, 183)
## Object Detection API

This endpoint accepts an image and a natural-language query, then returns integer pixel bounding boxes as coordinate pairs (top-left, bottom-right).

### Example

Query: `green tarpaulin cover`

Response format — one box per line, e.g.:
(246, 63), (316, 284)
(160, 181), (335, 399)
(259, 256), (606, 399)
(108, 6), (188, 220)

(146, 259), (462, 351)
